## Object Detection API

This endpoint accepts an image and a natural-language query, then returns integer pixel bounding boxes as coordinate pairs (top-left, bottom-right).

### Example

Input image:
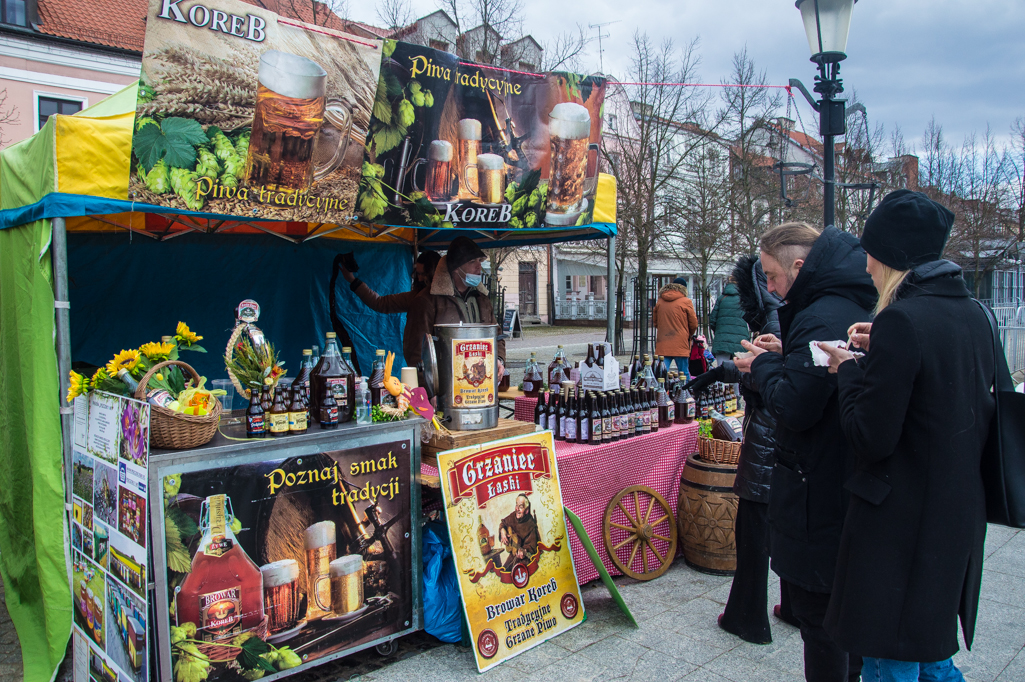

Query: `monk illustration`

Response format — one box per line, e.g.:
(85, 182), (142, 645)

(498, 494), (539, 570)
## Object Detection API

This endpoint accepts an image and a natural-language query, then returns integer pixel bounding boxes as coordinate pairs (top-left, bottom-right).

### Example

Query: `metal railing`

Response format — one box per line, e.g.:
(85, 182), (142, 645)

(991, 306), (1025, 327)
(553, 294), (608, 320)
(1001, 327), (1025, 375)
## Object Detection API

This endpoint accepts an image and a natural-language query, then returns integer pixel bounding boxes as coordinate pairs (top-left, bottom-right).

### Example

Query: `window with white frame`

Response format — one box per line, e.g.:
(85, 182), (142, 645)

(37, 96), (84, 131)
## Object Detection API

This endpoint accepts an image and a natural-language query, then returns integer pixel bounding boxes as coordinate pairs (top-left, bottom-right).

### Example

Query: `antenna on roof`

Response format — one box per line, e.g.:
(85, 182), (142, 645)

(588, 21), (620, 73)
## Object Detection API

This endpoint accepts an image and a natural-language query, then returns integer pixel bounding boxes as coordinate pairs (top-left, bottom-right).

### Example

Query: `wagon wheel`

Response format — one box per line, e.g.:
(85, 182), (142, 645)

(603, 485), (677, 581)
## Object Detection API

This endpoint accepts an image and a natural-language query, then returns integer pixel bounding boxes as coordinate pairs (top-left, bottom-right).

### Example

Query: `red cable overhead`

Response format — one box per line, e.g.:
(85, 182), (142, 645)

(277, 18), (380, 48)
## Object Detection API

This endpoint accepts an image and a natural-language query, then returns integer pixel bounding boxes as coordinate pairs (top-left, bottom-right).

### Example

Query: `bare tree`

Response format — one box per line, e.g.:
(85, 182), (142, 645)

(0, 89), (19, 148)
(377, 0), (413, 30)
(438, 0), (524, 65)
(720, 49), (783, 251)
(539, 26), (588, 72)
(601, 33), (715, 355)
(1005, 116), (1025, 241)
(833, 95), (889, 235)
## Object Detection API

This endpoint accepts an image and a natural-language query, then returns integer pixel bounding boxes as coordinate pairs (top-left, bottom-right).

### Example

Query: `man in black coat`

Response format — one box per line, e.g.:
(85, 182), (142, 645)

(736, 223), (876, 682)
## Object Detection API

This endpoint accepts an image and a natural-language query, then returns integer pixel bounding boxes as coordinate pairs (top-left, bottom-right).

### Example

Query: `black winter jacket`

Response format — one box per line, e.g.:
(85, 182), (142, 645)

(724, 255), (782, 503)
(750, 227), (876, 592)
(824, 261), (995, 662)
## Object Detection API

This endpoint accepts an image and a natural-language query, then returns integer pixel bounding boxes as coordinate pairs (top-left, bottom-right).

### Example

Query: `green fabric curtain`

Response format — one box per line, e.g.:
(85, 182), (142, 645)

(0, 103), (70, 682)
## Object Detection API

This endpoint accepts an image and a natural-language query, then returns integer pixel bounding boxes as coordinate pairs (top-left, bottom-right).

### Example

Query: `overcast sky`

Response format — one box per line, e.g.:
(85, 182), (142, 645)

(350, 0), (1025, 156)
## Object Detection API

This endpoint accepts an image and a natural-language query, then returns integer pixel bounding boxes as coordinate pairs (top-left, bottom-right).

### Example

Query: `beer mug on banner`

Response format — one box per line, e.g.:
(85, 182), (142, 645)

(412, 140), (454, 202)
(329, 555), (365, 615)
(458, 119), (482, 196)
(261, 560), (304, 634)
(545, 102), (600, 226)
(466, 154), (506, 205)
(245, 50), (352, 194)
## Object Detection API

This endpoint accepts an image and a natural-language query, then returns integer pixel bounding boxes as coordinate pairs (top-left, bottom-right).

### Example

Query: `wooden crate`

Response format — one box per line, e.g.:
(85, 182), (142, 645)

(422, 418), (538, 466)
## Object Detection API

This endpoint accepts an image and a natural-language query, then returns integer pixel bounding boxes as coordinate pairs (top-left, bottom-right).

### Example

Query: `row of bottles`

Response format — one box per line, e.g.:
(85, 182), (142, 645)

(627, 354), (676, 386)
(245, 333), (385, 437)
(533, 377), (696, 445)
(693, 382), (739, 419)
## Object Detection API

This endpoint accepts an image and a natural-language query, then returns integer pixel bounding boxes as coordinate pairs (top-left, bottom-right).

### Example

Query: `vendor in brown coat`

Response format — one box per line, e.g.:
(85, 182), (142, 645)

(499, 494), (539, 569)
(653, 278), (699, 376)
(341, 251), (441, 363)
(405, 236), (506, 378)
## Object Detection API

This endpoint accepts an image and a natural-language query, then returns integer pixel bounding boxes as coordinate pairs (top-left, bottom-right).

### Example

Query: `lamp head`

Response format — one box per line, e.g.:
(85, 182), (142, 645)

(796, 0), (857, 65)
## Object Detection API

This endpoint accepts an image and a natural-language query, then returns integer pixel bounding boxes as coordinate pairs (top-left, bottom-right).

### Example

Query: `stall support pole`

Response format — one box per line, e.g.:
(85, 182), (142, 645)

(606, 235), (616, 348)
(51, 217), (73, 499)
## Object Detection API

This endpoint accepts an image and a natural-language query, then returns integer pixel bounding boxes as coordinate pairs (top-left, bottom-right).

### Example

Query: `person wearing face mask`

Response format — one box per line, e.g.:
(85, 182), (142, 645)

(340, 250), (441, 365)
(405, 236), (505, 380)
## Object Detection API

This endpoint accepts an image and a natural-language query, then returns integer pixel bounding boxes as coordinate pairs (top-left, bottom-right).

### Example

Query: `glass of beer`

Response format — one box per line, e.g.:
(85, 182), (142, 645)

(303, 521), (336, 621)
(545, 102), (595, 226)
(466, 153), (506, 205)
(261, 560), (303, 634)
(329, 555), (364, 615)
(412, 140), (454, 202)
(312, 100), (354, 181)
(244, 51), (349, 194)
(458, 119), (481, 197)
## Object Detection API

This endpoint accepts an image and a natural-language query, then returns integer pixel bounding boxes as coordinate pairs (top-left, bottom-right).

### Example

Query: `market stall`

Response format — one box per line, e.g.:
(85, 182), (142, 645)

(0, 38), (618, 682)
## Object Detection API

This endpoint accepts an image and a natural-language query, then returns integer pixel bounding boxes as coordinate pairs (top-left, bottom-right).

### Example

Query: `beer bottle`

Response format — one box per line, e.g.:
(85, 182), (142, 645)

(629, 355), (642, 385)
(622, 391), (634, 439)
(657, 378), (672, 429)
(604, 391), (616, 441)
(563, 393), (577, 444)
(369, 349), (387, 406)
(551, 391), (563, 441)
(596, 344), (606, 369)
(310, 344), (321, 368)
(535, 390), (548, 429)
(268, 384), (290, 437)
(709, 408), (743, 442)
(260, 378), (273, 413)
(311, 333), (355, 424)
(584, 344), (596, 370)
(676, 383), (694, 424)
(288, 384), (308, 435)
(245, 383), (266, 438)
(294, 349), (314, 401)
(600, 393), (612, 443)
(579, 393), (590, 444)
(639, 360), (659, 390)
(589, 392), (602, 445)
(523, 353), (543, 398)
(319, 384), (339, 429)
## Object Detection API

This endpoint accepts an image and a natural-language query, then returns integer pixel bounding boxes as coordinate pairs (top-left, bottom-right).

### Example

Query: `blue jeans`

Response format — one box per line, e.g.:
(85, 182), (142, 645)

(665, 357), (690, 380)
(862, 657), (964, 682)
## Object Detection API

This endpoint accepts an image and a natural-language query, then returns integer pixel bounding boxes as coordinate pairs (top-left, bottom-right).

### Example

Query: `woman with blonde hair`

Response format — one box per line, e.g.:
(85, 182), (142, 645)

(818, 190), (996, 682)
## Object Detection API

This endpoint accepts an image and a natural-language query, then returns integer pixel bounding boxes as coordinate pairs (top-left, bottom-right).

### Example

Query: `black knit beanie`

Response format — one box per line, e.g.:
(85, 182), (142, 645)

(860, 189), (955, 270)
(446, 236), (486, 271)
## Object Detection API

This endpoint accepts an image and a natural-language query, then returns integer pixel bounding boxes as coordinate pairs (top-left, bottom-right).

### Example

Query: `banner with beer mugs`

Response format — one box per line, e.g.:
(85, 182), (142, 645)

(157, 442), (413, 680)
(358, 41), (607, 229)
(131, 0), (382, 221)
(437, 431), (584, 672)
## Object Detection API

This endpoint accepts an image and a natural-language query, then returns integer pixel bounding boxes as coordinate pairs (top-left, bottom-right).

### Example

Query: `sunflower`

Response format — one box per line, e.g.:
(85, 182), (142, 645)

(139, 341), (175, 360)
(175, 322), (203, 346)
(91, 367), (109, 385)
(66, 370), (89, 402)
(106, 349), (141, 377)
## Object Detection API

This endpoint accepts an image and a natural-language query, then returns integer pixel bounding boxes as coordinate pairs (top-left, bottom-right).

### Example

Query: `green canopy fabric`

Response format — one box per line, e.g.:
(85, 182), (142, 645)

(0, 218), (69, 682)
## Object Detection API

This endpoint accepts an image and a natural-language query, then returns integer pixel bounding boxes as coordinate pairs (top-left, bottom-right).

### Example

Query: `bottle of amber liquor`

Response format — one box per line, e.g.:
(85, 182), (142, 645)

(176, 494), (265, 642)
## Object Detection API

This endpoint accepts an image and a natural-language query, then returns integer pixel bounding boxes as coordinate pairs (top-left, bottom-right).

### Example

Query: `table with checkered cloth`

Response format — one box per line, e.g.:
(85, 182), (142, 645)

(419, 421), (700, 584)
(513, 395), (538, 422)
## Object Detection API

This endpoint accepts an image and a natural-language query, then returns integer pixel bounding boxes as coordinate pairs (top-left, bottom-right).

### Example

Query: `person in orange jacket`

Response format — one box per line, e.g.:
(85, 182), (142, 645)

(653, 277), (699, 378)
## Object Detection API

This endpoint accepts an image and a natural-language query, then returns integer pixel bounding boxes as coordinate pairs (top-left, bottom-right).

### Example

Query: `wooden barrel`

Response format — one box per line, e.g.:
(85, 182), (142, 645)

(677, 452), (739, 575)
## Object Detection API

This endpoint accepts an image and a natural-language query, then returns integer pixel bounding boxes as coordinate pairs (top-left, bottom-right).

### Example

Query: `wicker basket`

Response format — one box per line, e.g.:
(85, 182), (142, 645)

(196, 616), (269, 663)
(697, 434), (742, 466)
(136, 360), (222, 450)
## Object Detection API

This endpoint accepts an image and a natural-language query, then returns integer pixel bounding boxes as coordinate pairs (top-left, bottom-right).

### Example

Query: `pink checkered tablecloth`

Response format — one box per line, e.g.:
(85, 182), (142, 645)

(420, 421), (700, 584)
(513, 395), (539, 422)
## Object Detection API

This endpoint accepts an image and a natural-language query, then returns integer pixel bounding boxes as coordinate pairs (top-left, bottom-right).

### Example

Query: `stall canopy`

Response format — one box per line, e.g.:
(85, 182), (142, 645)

(0, 81), (617, 682)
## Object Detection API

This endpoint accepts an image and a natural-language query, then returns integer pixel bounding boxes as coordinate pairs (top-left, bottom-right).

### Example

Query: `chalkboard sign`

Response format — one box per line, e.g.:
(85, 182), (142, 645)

(503, 309), (523, 339)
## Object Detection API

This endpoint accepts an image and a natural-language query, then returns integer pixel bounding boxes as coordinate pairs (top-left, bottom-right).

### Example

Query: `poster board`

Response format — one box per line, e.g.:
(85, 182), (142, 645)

(71, 392), (151, 682)
(437, 431), (583, 672)
(153, 434), (416, 681)
(131, 0), (382, 221)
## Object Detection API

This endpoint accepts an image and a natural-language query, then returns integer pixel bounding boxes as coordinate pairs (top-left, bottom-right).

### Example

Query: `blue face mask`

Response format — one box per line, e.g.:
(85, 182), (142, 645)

(463, 272), (482, 288)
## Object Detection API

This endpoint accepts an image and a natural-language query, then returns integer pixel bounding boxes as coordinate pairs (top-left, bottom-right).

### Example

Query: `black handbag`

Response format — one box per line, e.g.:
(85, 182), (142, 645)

(976, 300), (1025, 528)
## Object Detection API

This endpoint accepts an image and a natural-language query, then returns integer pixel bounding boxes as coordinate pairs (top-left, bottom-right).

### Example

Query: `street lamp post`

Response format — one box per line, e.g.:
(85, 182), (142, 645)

(792, 0), (857, 229)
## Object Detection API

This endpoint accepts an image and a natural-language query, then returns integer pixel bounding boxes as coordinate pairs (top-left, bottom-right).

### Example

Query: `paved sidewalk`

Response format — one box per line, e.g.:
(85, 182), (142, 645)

(353, 525), (1025, 682)
(2, 524), (1021, 682)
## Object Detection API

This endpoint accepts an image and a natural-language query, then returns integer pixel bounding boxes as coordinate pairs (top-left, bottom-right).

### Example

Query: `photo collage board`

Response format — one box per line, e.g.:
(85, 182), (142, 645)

(70, 391), (151, 682)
